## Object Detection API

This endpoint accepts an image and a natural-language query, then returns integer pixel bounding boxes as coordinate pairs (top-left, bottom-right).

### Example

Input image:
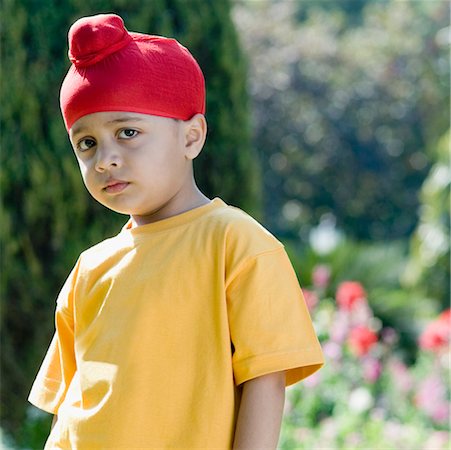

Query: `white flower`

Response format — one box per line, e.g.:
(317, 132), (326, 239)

(309, 214), (343, 255)
(349, 387), (374, 413)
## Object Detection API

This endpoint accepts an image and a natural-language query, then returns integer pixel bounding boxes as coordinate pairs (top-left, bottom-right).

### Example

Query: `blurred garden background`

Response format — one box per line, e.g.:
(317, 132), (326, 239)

(1, 0), (449, 448)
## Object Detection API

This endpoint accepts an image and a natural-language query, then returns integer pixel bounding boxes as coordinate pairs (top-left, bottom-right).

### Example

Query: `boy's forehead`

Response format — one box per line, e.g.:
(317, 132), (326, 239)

(70, 111), (177, 136)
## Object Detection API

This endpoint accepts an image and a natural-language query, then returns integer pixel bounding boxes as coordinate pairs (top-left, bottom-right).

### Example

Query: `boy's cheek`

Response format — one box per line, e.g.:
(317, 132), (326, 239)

(77, 161), (91, 181)
(78, 167), (96, 194)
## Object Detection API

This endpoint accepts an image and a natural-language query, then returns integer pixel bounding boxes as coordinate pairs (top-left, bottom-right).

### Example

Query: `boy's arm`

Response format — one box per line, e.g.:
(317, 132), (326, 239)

(233, 371), (286, 450)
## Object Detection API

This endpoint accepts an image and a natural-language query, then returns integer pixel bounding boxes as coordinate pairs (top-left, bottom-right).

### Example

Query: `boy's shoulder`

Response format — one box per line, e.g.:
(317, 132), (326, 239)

(76, 232), (128, 272)
(209, 202), (275, 237)
(205, 201), (284, 257)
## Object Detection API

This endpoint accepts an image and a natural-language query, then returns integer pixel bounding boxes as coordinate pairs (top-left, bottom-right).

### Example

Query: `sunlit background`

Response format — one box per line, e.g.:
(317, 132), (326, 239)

(1, 1), (449, 448)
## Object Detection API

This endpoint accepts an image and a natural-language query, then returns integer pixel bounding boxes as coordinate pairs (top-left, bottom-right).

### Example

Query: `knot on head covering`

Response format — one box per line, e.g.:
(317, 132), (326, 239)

(68, 14), (132, 67)
(60, 13), (206, 130)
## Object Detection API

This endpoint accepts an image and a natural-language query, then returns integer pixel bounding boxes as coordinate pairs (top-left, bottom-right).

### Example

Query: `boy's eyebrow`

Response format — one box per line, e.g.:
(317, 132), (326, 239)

(71, 116), (146, 136)
(106, 117), (146, 125)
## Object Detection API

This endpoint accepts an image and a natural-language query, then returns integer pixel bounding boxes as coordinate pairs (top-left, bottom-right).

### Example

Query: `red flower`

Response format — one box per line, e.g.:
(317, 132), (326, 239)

(419, 310), (450, 352)
(439, 309), (451, 324)
(348, 325), (378, 357)
(336, 281), (367, 311)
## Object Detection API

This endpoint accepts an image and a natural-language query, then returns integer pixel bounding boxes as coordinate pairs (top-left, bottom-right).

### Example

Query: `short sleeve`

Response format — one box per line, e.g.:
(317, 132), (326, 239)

(226, 248), (324, 386)
(28, 263), (79, 414)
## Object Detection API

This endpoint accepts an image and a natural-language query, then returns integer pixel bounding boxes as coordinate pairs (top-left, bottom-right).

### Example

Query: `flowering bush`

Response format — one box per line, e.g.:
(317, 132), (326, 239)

(280, 269), (450, 449)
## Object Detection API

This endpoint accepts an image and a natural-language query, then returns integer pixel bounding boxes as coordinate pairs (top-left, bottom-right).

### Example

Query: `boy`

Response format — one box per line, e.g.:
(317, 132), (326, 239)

(28, 13), (324, 449)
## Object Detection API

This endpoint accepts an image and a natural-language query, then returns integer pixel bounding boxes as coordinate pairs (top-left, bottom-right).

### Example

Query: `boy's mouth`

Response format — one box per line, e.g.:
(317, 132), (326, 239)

(103, 179), (130, 194)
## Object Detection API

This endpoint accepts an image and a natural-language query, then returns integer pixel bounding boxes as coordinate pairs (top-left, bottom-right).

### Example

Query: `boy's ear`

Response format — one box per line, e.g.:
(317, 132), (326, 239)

(183, 114), (207, 160)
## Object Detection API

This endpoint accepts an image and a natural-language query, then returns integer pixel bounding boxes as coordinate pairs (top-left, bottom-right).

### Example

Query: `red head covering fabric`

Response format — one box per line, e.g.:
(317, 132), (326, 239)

(60, 14), (206, 130)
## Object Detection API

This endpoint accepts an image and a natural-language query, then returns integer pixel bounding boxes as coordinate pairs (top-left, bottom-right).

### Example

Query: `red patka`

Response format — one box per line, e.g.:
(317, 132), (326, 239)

(60, 14), (205, 130)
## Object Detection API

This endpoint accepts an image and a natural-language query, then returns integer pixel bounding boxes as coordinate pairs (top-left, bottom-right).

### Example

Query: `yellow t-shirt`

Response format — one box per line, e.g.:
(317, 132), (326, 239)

(28, 198), (324, 449)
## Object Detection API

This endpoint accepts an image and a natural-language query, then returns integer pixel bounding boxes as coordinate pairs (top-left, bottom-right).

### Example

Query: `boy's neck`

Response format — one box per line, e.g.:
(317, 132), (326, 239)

(130, 188), (211, 228)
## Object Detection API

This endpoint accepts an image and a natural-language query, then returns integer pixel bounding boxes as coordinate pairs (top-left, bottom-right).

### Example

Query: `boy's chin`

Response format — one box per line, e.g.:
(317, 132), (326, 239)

(96, 201), (132, 216)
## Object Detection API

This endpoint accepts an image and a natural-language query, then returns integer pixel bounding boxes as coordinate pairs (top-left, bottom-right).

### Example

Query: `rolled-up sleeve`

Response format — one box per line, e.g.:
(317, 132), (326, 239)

(226, 248), (324, 386)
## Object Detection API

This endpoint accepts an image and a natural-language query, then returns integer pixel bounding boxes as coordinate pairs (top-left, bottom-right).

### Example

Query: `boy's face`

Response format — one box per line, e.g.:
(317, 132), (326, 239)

(69, 111), (203, 225)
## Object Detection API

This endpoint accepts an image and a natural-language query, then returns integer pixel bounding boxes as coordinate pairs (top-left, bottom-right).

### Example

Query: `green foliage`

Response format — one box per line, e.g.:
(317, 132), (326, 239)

(1, 0), (255, 443)
(233, 1), (449, 240)
(7, 409), (50, 450)
(402, 130), (450, 310)
(294, 0), (389, 26)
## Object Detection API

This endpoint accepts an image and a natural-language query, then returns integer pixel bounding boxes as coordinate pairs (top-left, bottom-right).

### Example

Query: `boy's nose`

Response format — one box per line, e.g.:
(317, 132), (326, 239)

(95, 145), (122, 172)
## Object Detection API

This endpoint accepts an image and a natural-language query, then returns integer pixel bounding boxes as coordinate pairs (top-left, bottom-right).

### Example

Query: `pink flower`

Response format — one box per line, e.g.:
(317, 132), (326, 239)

(303, 370), (321, 388)
(430, 403), (450, 424)
(362, 356), (382, 383)
(336, 281), (367, 311)
(348, 325), (378, 357)
(388, 358), (413, 393)
(415, 374), (449, 425)
(323, 341), (342, 361)
(330, 310), (350, 343)
(302, 288), (318, 311)
(419, 309), (451, 352)
(349, 297), (372, 326)
(312, 264), (331, 289)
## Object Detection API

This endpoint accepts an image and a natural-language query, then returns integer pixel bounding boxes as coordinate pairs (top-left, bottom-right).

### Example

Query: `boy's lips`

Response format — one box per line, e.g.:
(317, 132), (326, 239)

(103, 179), (130, 194)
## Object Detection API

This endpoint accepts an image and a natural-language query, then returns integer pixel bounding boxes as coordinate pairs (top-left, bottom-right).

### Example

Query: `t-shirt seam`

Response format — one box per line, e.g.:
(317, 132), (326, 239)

(233, 347), (322, 367)
(120, 205), (228, 241)
(226, 246), (285, 291)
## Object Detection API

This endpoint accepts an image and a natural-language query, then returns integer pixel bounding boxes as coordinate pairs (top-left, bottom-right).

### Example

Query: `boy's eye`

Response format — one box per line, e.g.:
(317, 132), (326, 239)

(118, 129), (138, 139)
(77, 138), (96, 152)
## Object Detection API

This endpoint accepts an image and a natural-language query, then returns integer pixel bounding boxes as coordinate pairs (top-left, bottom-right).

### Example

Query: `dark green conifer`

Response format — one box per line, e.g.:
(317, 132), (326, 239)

(1, 0), (257, 444)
